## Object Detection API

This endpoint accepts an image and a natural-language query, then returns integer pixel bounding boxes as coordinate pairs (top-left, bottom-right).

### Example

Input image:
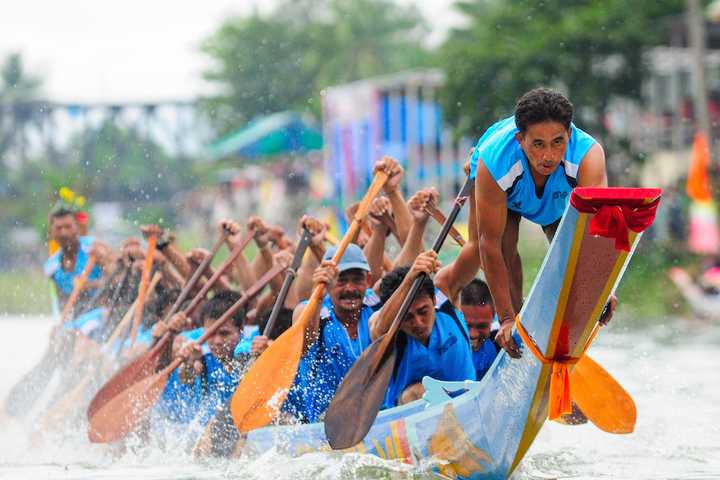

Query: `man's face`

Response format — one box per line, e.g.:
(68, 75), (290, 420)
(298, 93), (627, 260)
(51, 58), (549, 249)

(204, 317), (242, 362)
(516, 121), (569, 178)
(50, 214), (79, 250)
(328, 268), (368, 314)
(461, 303), (494, 351)
(400, 295), (436, 344)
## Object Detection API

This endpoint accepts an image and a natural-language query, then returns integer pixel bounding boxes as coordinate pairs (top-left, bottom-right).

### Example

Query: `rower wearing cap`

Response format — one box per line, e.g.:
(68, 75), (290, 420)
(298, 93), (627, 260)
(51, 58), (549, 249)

(283, 244), (380, 423)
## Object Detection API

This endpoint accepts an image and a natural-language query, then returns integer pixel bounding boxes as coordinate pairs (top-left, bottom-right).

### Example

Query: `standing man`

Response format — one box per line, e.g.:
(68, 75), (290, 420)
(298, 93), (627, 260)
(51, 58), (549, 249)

(44, 208), (109, 311)
(471, 88), (613, 358)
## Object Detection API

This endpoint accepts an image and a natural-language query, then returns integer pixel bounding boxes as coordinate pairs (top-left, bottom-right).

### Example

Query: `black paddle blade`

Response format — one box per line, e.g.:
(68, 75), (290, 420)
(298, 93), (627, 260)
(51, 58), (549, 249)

(324, 335), (397, 450)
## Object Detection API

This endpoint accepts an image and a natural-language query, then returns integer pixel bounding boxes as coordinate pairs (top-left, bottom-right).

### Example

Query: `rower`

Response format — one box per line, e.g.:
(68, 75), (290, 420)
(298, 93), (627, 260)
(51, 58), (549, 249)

(44, 207), (110, 313)
(471, 87), (615, 358)
(155, 291), (247, 433)
(283, 244), (380, 423)
(460, 278), (500, 380)
(372, 251), (475, 407)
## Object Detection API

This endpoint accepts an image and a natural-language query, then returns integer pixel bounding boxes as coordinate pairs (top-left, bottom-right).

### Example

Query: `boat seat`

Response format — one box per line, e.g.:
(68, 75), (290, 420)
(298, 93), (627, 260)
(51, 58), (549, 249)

(422, 377), (482, 406)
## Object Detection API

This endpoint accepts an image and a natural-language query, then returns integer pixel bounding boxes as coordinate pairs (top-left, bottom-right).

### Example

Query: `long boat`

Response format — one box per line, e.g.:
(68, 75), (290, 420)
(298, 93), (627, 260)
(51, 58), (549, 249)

(235, 187), (661, 479)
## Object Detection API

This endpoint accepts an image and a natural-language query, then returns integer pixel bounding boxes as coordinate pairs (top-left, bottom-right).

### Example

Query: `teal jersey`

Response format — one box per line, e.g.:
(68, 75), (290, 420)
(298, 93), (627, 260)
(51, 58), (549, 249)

(469, 116), (597, 226)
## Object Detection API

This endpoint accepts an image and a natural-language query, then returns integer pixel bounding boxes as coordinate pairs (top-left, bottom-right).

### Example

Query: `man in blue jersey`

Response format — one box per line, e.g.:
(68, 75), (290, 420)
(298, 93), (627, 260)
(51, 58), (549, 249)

(460, 278), (500, 380)
(283, 244), (380, 423)
(471, 88), (614, 358)
(44, 208), (110, 311)
(371, 251), (475, 407)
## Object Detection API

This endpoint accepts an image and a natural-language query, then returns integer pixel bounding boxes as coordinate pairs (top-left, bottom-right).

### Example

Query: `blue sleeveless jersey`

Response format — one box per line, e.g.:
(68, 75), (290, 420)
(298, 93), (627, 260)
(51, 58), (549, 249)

(383, 299), (475, 409)
(283, 291), (379, 423)
(469, 116), (597, 226)
(157, 352), (241, 426)
(472, 339), (499, 380)
(44, 236), (103, 296)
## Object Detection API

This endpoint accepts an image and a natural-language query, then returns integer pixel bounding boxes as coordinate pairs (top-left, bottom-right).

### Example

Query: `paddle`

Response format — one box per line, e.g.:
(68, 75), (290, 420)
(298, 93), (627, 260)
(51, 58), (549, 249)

(570, 354), (636, 434)
(424, 204), (466, 246)
(59, 254), (97, 324)
(324, 176), (474, 450)
(193, 227), (314, 458)
(3, 254), (98, 417)
(230, 169), (389, 433)
(38, 273), (163, 432)
(88, 263), (285, 443)
(86, 228), (240, 420)
(263, 227), (313, 339)
(129, 230), (159, 347)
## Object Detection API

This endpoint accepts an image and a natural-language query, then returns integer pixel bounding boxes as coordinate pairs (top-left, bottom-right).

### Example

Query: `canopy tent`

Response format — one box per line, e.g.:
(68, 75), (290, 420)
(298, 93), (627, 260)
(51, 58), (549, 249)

(205, 111), (323, 161)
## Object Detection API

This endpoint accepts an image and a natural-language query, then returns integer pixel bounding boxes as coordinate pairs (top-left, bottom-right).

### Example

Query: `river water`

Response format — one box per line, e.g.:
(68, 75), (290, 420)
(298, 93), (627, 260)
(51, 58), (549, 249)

(0, 314), (718, 480)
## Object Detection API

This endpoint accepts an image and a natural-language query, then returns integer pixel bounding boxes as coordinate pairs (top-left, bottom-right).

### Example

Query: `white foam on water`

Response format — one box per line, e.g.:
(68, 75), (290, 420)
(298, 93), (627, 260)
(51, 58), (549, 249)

(1, 315), (719, 479)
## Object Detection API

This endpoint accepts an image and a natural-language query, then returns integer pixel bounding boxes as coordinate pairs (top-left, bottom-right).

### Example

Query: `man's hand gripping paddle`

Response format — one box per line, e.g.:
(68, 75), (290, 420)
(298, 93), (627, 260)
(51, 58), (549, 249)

(86, 227), (251, 420)
(87, 263), (285, 443)
(324, 176), (474, 450)
(192, 227), (314, 458)
(230, 168), (390, 433)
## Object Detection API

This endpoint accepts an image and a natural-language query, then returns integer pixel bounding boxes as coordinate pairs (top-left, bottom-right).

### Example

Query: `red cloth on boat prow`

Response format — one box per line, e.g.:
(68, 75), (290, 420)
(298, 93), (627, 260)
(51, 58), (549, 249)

(570, 187), (662, 251)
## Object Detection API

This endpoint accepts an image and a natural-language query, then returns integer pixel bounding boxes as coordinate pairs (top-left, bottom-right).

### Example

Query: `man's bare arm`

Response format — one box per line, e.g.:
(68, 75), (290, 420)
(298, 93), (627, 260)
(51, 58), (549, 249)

(577, 143), (608, 187)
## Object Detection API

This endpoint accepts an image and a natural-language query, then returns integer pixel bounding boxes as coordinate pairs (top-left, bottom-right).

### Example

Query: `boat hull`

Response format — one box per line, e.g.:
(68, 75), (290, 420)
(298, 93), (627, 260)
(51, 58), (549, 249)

(240, 187), (660, 479)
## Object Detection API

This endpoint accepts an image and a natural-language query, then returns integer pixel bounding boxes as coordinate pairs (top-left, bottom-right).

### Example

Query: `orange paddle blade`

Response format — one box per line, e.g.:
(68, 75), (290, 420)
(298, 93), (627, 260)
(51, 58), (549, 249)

(230, 315), (306, 432)
(570, 354), (636, 434)
(88, 363), (175, 443)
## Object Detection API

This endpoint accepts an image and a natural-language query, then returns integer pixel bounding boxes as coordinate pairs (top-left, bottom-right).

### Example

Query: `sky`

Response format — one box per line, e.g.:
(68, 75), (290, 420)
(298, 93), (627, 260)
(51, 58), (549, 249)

(1, 0), (465, 104)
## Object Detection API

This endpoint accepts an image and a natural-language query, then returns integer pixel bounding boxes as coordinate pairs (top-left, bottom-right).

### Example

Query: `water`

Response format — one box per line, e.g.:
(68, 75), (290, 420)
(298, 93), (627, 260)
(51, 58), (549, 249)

(1, 315), (718, 480)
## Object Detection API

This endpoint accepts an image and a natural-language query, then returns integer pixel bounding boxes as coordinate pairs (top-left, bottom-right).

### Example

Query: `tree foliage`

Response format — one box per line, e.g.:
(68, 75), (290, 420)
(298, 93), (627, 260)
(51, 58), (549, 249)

(200, 0), (430, 135)
(439, 0), (686, 139)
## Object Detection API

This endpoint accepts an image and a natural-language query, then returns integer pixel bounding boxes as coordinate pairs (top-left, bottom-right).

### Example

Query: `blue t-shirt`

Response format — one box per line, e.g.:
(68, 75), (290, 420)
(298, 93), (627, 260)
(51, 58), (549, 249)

(383, 300), (475, 409)
(156, 352), (241, 426)
(44, 236), (103, 296)
(283, 291), (379, 423)
(472, 339), (499, 380)
(469, 116), (597, 226)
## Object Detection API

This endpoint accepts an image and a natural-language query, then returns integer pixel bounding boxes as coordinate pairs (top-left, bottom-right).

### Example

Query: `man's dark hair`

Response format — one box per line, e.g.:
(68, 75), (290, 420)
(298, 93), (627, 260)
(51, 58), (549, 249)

(202, 290), (244, 329)
(379, 266), (436, 304)
(460, 278), (492, 306)
(50, 207), (76, 223)
(147, 287), (180, 319)
(514, 88), (574, 134)
(257, 307), (293, 340)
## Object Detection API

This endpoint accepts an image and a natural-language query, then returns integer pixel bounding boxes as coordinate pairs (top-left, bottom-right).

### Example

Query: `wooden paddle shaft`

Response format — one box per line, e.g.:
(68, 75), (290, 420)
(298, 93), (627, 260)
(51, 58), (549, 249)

(107, 272), (162, 351)
(159, 262), (286, 378)
(301, 171), (389, 324)
(130, 234), (158, 347)
(163, 230), (229, 322)
(425, 204), (466, 246)
(386, 176), (473, 340)
(183, 229), (254, 318)
(263, 227), (312, 338)
(60, 254), (97, 325)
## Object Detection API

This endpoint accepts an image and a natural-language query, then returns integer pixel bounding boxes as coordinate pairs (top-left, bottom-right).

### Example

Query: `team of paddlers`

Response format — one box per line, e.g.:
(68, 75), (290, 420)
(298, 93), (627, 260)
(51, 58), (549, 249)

(4, 87), (616, 457)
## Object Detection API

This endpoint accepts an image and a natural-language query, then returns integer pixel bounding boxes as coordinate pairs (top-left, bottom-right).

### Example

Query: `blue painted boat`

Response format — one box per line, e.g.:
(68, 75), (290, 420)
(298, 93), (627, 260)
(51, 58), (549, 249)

(239, 187), (661, 479)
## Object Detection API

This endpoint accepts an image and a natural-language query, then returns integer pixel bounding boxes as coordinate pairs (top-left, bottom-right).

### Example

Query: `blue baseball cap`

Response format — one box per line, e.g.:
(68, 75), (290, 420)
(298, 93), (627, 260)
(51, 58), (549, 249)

(323, 243), (370, 273)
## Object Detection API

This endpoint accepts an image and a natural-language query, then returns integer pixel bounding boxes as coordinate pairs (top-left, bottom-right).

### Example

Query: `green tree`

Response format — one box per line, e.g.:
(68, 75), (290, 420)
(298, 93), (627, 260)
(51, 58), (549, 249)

(0, 53), (42, 172)
(440, 1), (685, 143)
(200, 0), (429, 135)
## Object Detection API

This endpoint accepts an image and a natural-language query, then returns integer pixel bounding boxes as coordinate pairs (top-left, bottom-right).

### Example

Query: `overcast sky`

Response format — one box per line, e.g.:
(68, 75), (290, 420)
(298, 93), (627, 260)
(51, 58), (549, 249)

(1, 0), (464, 103)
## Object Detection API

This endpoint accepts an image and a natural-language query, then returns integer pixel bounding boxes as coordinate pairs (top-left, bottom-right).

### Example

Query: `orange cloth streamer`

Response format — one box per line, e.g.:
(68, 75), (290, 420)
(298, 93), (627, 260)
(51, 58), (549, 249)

(514, 316), (601, 420)
(687, 132), (712, 203)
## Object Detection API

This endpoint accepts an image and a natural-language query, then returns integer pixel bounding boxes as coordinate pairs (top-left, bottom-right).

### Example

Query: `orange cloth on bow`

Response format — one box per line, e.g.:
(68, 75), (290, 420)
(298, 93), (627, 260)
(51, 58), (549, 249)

(514, 316), (600, 420)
